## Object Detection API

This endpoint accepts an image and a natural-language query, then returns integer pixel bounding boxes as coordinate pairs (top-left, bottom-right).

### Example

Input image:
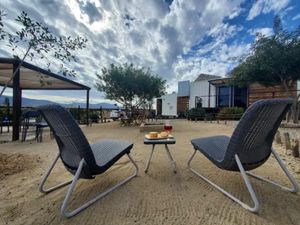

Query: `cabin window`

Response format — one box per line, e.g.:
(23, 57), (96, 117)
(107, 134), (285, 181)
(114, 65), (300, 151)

(218, 86), (230, 107)
(233, 87), (247, 108)
(217, 86), (248, 108)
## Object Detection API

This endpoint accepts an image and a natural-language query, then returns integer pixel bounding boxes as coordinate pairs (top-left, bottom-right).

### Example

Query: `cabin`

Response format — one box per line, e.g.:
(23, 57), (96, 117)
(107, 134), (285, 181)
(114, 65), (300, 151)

(156, 74), (300, 117)
(156, 93), (177, 117)
(209, 77), (300, 107)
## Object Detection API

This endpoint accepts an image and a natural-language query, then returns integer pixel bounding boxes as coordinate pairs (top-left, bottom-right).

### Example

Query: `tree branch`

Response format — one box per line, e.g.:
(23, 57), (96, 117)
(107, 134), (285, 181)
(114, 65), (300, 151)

(0, 44), (32, 97)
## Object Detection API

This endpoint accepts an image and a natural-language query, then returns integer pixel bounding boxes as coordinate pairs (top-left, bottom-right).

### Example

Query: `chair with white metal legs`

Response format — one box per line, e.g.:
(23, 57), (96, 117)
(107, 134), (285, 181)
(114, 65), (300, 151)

(187, 99), (299, 213)
(38, 104), (138, 218)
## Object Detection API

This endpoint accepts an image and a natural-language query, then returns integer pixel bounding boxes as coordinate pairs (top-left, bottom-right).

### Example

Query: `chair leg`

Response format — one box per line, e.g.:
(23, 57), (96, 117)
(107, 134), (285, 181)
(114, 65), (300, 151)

(187, 150), (260, 213)
(40, 152), (138, 218)
(21, 124), (26, 142)
(246, 148), (299, 193)
(61, 153), (138, 218)
(39, 128), (43, 142)
(144, 144), (155, 173)
(39, 152), (72, 193)
(165, 144), (177, 173)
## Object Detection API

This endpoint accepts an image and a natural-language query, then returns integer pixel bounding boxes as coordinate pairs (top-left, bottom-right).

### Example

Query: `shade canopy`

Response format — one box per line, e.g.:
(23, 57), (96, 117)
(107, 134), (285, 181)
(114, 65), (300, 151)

(0, 57), (90, 141)
(0, 58), (90, 90)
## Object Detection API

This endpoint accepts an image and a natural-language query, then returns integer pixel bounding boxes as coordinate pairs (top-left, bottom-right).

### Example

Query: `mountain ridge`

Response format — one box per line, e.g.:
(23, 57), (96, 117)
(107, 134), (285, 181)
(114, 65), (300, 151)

(0, 96), (119, 109)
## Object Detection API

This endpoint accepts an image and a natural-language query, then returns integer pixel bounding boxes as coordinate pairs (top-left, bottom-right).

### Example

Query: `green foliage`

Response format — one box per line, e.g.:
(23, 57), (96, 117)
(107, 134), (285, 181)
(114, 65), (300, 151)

(217, 107), (244, 120)
(69, 108), (99, 124)
(273, 15), (283, 35)
(89, 111), (99, 123)
(0, 10), (6, 40)
(230, 16), (300, 123)
(0, 107), (12, 120)
(0, 10), (88, 78)
(187, 108), (206, 120)
(230, 16), (300, 89)
(69, 108), (81, 121)
(96, 63), (166, 112)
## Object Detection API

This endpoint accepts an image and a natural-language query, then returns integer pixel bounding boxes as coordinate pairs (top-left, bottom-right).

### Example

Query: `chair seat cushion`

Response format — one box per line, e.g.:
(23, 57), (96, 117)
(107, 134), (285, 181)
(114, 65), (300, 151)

(191, 135), (230, 163)
(90, 140), (133, 174)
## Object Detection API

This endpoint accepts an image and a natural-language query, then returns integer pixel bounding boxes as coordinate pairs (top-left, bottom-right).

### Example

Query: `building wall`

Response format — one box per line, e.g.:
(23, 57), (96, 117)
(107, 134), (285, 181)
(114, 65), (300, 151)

(161, 93), (177, 116)
(248, 82), (298, 105)
(177, 96), (189, 115)
(178, 81), (190, 97)
(189, 81), (216, 108)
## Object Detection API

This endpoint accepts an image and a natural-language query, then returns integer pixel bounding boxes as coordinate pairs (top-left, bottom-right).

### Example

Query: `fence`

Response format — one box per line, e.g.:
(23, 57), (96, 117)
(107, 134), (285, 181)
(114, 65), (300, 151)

(0, 106), (117, 132)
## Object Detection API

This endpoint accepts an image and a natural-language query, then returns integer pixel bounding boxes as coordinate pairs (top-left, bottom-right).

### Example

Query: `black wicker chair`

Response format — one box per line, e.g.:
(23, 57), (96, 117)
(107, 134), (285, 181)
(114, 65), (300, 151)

(38, 104), (138, 218)
(187, 99), (299, 212)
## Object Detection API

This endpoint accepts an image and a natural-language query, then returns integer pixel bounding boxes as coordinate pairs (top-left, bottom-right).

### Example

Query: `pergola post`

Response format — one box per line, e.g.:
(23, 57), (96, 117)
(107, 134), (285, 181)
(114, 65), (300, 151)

(12, 62), (22, 141)
(86, 89), (90, 126)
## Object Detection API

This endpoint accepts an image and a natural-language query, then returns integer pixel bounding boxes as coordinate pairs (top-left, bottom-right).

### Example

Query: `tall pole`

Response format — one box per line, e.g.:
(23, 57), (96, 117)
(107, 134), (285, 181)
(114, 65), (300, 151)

(86, 89), (90, 126)
(208, 83), (211, 108)
(12, 61), (22, 141)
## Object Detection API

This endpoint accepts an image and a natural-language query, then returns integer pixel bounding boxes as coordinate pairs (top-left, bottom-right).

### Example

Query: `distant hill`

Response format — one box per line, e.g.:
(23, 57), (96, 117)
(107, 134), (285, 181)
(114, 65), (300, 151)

(0, 96), (119, 109)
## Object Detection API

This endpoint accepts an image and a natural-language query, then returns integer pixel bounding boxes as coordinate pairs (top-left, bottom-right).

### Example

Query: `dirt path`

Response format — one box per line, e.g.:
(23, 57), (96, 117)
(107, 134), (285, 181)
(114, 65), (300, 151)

(0, 120), (299, 225)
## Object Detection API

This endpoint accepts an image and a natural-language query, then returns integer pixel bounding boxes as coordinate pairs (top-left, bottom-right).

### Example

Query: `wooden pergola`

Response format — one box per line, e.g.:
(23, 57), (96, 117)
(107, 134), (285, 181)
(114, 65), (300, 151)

(0, 57), (91, 141)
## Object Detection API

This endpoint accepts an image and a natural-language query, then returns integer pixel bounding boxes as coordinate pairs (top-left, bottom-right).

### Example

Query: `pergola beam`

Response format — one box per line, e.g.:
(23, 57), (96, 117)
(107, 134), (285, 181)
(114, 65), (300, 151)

(0, 57), (91, 141)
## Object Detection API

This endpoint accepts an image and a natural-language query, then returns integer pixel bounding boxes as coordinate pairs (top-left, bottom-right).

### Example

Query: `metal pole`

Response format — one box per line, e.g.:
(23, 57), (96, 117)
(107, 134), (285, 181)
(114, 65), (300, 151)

(12, 62), (21, 141)
(208, 83), (211, 108)
(86, 89), (90, 126)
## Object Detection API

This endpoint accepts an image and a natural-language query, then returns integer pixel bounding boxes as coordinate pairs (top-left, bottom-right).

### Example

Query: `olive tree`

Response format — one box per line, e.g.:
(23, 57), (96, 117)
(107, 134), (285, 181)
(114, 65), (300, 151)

(230, 16), (300, 123)
(96, 63), (166, 120)
(0, 10), (88, 96)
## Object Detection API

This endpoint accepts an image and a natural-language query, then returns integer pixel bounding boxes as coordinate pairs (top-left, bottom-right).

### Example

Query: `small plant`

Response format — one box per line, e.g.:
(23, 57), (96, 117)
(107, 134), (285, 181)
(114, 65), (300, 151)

(90, 111), (99, 123)
(69, 108), (81, 121)
(217, 107), (244, 120)
(187, 108), (206, 120)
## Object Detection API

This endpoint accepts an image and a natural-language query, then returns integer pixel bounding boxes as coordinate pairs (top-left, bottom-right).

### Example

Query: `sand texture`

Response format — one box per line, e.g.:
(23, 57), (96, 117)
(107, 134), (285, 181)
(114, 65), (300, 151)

(0, 120), (299, 225)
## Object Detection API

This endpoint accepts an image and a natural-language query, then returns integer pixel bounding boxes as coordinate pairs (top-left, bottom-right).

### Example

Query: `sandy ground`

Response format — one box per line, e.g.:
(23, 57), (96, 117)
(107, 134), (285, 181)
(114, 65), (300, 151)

(0, 120), (300, 225)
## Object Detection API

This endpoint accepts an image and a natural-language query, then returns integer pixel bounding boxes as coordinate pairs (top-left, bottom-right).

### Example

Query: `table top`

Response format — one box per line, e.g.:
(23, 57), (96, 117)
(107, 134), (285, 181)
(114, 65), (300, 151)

(144, 137), (176, 145)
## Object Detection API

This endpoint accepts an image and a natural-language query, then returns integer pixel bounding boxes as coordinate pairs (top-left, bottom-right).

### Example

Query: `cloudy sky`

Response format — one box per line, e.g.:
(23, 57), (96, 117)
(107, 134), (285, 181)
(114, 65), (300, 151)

(1, 0), (300, 104)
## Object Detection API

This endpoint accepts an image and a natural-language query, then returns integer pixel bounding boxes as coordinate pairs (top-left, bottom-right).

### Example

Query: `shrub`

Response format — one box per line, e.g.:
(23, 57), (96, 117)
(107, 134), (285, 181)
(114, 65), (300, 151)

(187, 108), (206, 120)
(0, 107), (12, 121)
(90, 111), (100, 123)
(203, 108), (220, 120)
(69, 108), (81, 121)
(217, 107), (244, 120)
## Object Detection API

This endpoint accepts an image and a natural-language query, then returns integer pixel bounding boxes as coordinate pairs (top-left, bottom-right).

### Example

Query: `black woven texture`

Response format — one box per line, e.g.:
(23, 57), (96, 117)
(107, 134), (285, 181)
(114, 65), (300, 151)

(38, 104), (133, 178)
(191, 98), (293, 171)
(144, 138), (176, 145)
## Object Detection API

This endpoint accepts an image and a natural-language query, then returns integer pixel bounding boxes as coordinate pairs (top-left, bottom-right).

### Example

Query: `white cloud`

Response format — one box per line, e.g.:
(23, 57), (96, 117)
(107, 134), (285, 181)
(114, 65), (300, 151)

(247, 0), (290, 20)
(248, 27), (273, 37)
(173, 42), (251, 83)
(292, 13), (300, 20)
(1, 0), (246, 100)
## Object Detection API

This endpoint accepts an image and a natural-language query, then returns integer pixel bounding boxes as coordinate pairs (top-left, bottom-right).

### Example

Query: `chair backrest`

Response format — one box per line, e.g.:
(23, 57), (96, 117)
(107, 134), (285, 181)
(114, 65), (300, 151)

(38, 104), (97, 177)
(22, 110), (40, 118)
(225, 98), (292, 169)
(22, 110), (40, 123)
